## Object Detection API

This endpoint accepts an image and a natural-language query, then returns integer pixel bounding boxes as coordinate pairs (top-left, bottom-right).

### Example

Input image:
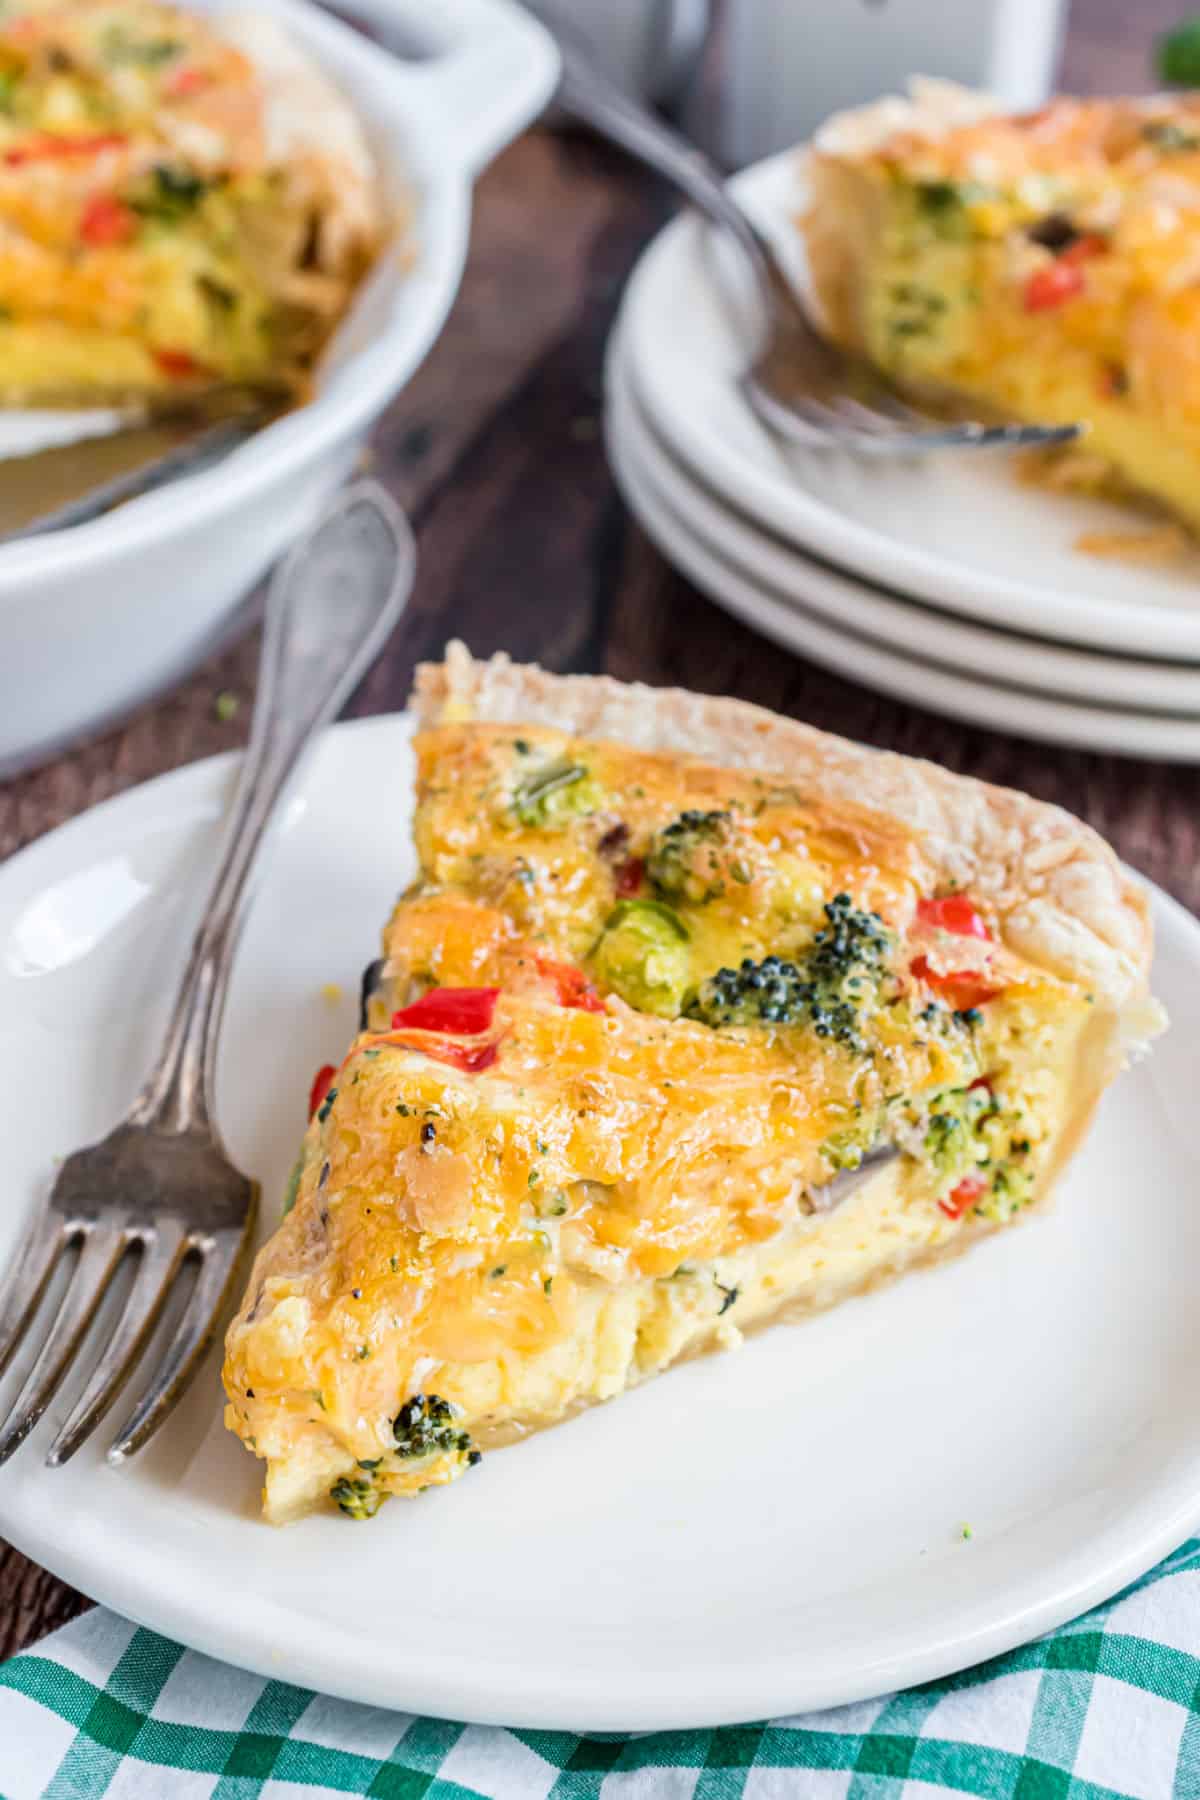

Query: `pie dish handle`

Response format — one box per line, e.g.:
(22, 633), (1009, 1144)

(388, 0), (561, 178)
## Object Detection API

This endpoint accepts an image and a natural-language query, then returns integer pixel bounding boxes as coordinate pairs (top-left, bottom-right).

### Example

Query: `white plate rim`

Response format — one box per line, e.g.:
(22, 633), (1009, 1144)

(608, 327), (1200, 718)
(620, 150), (1200, 664)
(1, 719), (1199, 1729)
(607, 387), (1200, 761)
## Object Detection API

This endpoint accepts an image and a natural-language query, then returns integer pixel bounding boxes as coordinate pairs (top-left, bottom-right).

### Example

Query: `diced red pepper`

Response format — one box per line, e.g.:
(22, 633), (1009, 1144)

(1024, 260), (1086, 312)
(308, 1063), (336, 1120)
(614, 856), (644, 898)
(916, 895), (992, 940)
(939, 1175), (987, 1220)
(79, 194), (135, 247)
(153, 347), (206, 380)
(5, 131), (127, 166)
(533, 954), (606, 1013)
(376, 987), (507, 1074)
(910, 956), (1001, 1012)
(391, 987), (499, 1036)
(913, 895), (999, 1008)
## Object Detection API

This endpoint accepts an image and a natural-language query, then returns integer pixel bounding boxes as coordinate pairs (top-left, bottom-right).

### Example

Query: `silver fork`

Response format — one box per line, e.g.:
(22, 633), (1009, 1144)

(0, 480), (414, 1470)
(552, 31), (1082, 456)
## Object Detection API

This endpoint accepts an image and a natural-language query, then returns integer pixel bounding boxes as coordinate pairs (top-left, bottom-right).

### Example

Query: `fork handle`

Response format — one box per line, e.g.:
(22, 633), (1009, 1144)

(554, 32), (775, 307)
(129, 482), (415, 1135)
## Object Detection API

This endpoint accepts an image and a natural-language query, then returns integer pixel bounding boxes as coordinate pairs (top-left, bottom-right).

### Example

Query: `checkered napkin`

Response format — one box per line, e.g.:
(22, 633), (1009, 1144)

(3, 1540), (1200, 1800)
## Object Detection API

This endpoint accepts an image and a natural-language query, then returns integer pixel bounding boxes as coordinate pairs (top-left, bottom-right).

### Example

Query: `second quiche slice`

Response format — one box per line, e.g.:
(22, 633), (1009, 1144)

(224, 647), (1161, 1522)
(801, 81), (1200, 532)
(0, 0), (381, 404)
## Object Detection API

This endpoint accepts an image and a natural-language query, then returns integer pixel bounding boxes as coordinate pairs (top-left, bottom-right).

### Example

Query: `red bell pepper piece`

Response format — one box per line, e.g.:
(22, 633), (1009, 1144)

(308, 1063), (336, 1120)
(153, 347), (207, 380)
(1024, 257), (1088, 312)
(910, 958), (1001, 1011)
(533, 955), (605, 1013)
(388, 987), (503, 1069)
(916, 895), (992, 940)
(939, 1175), (987, 1220)
(79, 194), (135, 246)
(391, 987), (499, 1035)
(913, 895), (999, 1009)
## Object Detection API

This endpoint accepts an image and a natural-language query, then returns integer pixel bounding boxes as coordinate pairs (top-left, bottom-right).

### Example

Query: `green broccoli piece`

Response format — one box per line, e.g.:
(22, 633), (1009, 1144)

(589, 898), (692, 1017)
(923, 1084), (996, 1179)
(646, 809), (751, 904)
(820, 1116), (879, 1173)
(281, 1152), (304, 1216)
(330, 1475), (384, 1519)
(912, 180), (976, 241)
(512, 759), (598, 828)
(925, 1110), (967, 1173)
(1158, 18), (1200, 85)
(686, 954), (810, 1029)
(393, 1393), (479, 1466)
(806, 891), (891, 986)
(686, 894), (893, 1050)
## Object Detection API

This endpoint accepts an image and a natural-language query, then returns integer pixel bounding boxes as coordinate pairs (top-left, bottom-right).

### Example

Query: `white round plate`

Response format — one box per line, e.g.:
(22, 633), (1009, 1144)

(1, 722), (1199, 1728)
(620, 150), (1200, 662)
(608, 382), (1200, 762)
(609, 329), (1200, 718)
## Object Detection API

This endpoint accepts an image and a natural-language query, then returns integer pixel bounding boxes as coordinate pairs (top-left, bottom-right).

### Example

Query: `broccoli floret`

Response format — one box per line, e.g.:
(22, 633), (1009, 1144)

(687, 954), (810, 1029)
(589, 898), (692, 1017)
(281, 1152), (304, 1216)
(512, 759), (598, 828)
(924, 1109), (967, 1173)
(330, 1475), (384, 1519)
(685, 894), (893, 1050)
(912, 180), (973, 241)
(1158, 18), (1200, 86)
(820, 1117), (879, 1173)
(646, 810), (751, 904)
(393, 1392), (479, 1465)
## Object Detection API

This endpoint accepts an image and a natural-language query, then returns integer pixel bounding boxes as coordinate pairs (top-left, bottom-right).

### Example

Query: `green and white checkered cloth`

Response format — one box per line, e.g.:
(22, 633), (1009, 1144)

(3, 1538), (1200, 1799)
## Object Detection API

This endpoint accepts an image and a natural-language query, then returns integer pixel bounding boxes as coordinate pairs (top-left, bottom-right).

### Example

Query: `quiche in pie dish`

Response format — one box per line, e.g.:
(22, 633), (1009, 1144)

(0, 0), (380, 403)
(802, 80), (1200, 531)
(223, 646), (1162, 1522)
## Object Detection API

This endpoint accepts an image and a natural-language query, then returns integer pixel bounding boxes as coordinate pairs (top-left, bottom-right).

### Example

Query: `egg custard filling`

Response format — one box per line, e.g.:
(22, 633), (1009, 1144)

(223, 648), (1161, 1522)
(0, 0), (380, 403)
(802, 81), (1200, 532)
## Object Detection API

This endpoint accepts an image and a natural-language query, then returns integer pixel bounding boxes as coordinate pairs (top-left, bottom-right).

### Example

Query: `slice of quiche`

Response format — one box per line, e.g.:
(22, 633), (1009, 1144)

(0, 0), (381, 404)
(801, 79), (1200, 531)
(224, 646), (1161, 1522)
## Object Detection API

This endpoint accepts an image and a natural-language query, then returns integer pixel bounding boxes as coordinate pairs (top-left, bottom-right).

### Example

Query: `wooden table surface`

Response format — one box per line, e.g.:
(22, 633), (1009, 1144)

(0, 0), (1187, 1660)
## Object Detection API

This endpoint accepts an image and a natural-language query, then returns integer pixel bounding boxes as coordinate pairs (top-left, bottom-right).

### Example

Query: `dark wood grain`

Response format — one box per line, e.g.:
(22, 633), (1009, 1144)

(0, 0), (1184, 1661)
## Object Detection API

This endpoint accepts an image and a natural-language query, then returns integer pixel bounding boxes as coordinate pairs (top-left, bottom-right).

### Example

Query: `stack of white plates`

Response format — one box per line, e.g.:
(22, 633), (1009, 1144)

(605, 152), (1200, 760)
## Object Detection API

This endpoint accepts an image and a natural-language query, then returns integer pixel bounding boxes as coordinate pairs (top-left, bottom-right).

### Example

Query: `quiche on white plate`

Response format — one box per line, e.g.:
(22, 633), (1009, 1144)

(224, 645), (1163, 1522)
(802, 78), (1200, 534)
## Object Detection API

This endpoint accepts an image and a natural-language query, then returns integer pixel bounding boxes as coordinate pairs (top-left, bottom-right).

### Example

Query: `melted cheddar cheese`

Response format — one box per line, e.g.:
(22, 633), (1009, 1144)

(0, 0), (379, 402)
(803, 87), (1200, 532)
(224, 722), (1100, 1522)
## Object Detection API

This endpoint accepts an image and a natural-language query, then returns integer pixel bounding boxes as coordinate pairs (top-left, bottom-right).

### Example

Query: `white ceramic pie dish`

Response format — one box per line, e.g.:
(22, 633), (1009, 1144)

(0, 0), (558, 777)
